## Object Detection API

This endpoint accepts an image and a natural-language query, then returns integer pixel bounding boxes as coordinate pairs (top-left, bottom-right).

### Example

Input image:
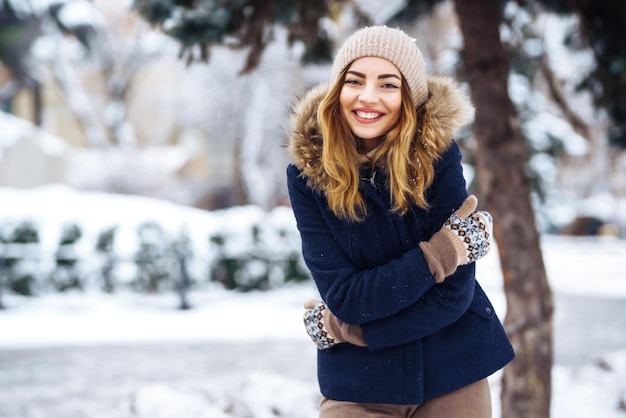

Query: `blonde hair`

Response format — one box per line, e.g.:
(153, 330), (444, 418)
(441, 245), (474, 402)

(317, 68), (439, 222)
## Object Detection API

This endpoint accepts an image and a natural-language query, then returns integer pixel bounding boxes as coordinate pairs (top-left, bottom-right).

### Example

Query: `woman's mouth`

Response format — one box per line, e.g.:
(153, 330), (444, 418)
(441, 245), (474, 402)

(354, 110), (384, 121)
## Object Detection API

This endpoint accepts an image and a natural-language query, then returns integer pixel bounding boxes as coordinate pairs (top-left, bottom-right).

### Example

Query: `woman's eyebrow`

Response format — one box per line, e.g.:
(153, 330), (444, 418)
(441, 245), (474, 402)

(378, 74), (401, 81)
(346, 70), (401, 81)
(346, 70), (366, 78)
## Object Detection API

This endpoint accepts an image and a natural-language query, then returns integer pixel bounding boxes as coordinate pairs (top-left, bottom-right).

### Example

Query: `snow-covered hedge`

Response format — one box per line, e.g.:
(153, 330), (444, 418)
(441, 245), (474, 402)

(0, 186), (310, 304)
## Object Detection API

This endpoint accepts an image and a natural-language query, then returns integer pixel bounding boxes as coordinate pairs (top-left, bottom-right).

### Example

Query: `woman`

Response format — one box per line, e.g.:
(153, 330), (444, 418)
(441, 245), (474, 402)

(286, 26), (514, 417)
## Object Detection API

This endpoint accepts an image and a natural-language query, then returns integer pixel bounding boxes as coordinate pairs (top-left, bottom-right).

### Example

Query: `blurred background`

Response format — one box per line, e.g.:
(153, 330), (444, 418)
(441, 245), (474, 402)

(0, 0), (625, 417)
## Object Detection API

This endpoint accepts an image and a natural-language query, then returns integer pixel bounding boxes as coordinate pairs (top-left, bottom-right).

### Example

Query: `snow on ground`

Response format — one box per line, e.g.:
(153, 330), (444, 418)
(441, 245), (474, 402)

(0, 186), (625, 417)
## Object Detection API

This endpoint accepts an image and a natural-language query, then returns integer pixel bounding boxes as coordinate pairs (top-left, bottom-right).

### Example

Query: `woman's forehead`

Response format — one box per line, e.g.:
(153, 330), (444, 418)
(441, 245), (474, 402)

(347, 57), (401, 76)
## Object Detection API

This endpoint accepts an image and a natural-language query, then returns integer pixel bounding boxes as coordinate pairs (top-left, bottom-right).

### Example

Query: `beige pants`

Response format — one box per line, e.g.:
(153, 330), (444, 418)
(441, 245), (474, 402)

(319, 379), (492, 418)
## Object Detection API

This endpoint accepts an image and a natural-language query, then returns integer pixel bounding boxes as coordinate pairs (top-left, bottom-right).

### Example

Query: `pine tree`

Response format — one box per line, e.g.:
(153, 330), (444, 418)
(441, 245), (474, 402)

(532, 0), (626, 147)
(132, 0), (337, 72)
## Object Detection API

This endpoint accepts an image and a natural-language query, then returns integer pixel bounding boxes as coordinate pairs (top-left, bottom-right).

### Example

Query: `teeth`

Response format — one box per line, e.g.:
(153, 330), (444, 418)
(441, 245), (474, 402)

(356, 111), (381, 119)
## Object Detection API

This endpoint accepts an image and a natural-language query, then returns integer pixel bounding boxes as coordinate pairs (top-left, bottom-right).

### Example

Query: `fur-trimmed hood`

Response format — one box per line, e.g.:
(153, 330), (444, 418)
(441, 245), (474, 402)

(288, 75), (475, 193)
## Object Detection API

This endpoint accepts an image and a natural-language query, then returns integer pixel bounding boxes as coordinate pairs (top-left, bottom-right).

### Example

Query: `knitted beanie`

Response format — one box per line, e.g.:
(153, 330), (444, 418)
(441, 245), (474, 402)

(330, 26), (429, 108)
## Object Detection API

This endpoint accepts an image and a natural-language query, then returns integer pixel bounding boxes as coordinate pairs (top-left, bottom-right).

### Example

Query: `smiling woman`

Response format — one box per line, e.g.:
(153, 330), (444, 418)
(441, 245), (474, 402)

(286, 25), (514, 417)
(339, 57), (403, 151)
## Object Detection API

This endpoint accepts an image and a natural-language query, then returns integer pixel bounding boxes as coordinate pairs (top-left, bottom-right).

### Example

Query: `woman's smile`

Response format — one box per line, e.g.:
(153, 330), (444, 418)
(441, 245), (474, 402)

(353, 108), (385, 122)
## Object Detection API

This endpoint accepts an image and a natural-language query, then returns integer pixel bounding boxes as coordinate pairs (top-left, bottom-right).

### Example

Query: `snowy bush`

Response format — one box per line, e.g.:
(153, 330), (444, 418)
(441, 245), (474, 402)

(0, 221), (41, 296)
(48, 223), (84, 292)
(209, 207), (310, 291)
(0, 186), (311, 305)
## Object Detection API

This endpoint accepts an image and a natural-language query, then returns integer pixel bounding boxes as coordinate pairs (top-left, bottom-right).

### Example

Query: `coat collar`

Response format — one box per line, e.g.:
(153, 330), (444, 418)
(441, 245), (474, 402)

(287, 75), (475, 194)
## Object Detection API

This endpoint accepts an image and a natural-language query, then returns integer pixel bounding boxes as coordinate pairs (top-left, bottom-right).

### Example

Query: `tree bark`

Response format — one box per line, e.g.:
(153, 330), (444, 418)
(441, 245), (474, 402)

(453, 1), (554, 417)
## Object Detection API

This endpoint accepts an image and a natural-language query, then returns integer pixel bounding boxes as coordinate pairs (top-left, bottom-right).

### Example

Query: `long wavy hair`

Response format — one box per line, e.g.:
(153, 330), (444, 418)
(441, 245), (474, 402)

(317, 67), (438, 221)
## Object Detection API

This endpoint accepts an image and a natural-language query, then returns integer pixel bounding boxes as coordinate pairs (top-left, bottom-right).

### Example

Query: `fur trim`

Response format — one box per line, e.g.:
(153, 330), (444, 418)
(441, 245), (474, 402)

(287, 84), (328, 193)
(422, 76), (475, 152)
(288, 76), (474, 192)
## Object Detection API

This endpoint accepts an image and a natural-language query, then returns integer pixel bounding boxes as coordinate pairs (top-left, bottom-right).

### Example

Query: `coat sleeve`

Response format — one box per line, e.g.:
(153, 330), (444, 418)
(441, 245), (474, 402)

(286, 142), (474, 351)
(361, 266), (475, 351)
(288, 166), (436, 325)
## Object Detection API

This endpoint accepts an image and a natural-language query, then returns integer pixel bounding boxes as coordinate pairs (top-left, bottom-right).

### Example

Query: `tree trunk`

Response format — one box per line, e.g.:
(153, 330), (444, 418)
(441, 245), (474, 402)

(453, 1), (554, 417)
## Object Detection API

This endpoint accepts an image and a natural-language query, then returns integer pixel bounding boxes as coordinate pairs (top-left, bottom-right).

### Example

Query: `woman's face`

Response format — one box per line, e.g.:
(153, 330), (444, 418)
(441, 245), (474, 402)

(339, 57), (403, 142)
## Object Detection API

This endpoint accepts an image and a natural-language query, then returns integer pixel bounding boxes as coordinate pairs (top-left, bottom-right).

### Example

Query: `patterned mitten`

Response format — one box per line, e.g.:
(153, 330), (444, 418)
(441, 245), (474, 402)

(303, 299), (366, 350)
(419, 195), (493, 283)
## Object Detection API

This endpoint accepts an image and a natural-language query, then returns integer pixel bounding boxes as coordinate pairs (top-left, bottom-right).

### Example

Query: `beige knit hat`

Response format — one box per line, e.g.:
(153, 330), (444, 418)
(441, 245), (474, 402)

(329, 26), (428, 108)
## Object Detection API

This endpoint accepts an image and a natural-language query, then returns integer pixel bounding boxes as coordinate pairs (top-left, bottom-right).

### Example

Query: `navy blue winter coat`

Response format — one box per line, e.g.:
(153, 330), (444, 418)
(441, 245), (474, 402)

(286, 76), (514, 404)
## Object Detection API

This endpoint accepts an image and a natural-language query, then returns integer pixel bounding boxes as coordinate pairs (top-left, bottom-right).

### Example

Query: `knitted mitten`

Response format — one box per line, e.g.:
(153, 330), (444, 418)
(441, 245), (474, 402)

(303, 299), (366, 350)
(419, 195), (493, 283)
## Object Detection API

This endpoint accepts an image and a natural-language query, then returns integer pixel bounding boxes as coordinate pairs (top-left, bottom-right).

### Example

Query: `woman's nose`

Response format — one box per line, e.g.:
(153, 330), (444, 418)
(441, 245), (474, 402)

(358, 85), (379, 103)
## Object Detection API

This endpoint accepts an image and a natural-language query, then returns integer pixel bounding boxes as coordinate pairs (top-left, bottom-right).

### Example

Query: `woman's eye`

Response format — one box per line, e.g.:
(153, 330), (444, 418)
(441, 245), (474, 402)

(344, 79), (361, 85)
(382, 83), (399, 89)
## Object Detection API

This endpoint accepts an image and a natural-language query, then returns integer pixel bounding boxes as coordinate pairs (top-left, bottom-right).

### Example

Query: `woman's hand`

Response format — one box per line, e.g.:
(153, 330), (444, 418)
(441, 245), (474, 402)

(303, 300), (367, 350)
(419, 195), (492, 283)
